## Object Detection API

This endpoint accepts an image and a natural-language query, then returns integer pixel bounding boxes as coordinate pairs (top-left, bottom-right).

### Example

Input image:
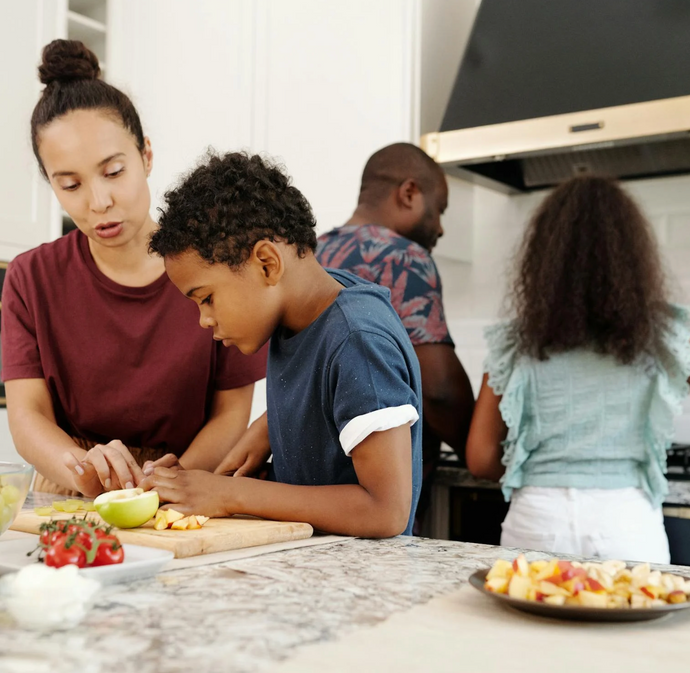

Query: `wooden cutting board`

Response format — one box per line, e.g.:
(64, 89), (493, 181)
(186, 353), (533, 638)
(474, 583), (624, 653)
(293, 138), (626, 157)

(11, 511), (313, 559)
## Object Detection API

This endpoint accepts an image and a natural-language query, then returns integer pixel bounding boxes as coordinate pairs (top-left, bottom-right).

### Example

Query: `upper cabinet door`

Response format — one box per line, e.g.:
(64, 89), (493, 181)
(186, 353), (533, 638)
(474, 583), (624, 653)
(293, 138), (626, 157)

(0, 0), (63, 261)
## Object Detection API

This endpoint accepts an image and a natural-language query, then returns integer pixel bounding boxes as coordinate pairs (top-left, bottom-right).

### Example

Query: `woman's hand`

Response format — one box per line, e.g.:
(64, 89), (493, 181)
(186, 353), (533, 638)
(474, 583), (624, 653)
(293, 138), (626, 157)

(64, 440), (145, 497)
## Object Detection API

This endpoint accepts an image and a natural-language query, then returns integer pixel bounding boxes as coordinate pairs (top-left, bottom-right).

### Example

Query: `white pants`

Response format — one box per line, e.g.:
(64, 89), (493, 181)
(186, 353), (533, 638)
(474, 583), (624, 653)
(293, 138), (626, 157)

(501, 487), (670, 564)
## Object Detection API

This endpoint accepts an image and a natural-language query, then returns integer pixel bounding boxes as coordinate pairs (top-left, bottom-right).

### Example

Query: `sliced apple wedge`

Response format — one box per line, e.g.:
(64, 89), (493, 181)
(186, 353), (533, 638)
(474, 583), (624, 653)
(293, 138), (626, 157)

(153, 509), (210, 530)
(171, 516), (190, 530)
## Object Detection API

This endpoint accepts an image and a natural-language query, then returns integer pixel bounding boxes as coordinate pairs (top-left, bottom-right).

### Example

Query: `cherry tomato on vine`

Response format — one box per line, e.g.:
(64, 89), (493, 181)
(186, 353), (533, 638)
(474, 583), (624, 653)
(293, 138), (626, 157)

(44, 538), (87, 568)
(92, 535), (124, 566)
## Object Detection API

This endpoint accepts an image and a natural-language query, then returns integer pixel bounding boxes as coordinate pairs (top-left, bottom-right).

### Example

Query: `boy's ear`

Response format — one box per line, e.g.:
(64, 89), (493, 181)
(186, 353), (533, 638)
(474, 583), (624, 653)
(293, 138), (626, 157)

(251, 240), (284, 286)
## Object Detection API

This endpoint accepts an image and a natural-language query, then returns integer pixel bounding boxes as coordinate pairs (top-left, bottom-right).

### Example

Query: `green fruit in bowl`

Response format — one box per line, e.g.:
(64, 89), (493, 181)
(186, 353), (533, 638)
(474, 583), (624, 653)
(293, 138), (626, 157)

(0, 463), (34, 537)
(94, 488), (159, 528)
(1, 484), (21, 505)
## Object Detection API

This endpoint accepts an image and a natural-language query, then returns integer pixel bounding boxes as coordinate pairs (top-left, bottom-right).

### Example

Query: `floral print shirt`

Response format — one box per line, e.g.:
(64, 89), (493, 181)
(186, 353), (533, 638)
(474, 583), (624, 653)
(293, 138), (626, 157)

(316, 224), (454, 347)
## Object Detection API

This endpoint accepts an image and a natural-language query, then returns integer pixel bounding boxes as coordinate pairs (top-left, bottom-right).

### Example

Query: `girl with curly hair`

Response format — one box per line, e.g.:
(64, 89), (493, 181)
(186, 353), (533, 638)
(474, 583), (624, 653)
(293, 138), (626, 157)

(466, 175), (690, 563)
(1, 40), (266, 497)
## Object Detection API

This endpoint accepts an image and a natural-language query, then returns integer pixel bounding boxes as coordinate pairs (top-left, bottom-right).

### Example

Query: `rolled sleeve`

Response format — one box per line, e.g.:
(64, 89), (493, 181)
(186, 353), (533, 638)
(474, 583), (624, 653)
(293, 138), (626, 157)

(329, 330), (420, 454)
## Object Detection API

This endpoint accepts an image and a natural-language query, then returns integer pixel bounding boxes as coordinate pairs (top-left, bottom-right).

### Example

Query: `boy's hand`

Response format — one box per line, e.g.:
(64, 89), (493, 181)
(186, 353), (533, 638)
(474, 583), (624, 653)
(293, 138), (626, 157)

(145, 467), (235, 518)
(214, 412), (271, 477)
(214, 443), (271, 478)
(142, 453), (183, 477)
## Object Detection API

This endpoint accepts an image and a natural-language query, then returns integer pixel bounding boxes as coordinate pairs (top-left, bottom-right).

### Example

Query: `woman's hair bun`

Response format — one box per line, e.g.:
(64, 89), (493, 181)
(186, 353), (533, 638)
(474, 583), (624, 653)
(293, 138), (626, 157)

(38, 39), (100, 85)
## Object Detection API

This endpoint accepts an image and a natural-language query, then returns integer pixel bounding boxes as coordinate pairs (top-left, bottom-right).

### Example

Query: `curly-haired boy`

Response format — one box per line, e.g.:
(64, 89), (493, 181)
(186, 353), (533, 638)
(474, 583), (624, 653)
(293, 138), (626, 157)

(144, 151), (422, 537)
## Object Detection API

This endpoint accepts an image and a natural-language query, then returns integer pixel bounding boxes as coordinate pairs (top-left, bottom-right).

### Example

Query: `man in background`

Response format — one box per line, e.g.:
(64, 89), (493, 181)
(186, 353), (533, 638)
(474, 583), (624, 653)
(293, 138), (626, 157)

(316, 143), (475, 532)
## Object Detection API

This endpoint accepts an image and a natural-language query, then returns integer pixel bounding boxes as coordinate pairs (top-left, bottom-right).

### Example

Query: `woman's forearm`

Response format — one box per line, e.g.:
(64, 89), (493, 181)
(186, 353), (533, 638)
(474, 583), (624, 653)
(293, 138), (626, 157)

(9, 407), (86, 490)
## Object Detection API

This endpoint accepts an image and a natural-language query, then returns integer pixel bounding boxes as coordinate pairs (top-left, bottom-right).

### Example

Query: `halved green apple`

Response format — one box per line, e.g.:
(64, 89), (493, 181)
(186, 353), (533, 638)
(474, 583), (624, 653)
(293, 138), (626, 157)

(94, 488), (159, 528)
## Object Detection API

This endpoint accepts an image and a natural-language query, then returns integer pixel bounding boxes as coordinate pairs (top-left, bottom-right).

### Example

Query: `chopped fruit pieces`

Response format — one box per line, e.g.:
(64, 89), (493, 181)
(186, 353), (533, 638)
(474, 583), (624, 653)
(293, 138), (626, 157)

(485, 577), (509, 594)
(165, 510), (185, 524)
(543, 595), (566, 606)
(487, 559), (512, 581)
(153, 510), (168, 530)
(667, 591), (687, 604)
(42, 500), (95, 515)
(186, 516), (201, 530)
(484, 554), (690, 609)
(152, 509), (209, 531)
(512, 555), (530, 577)
(508, 575), (532, 600)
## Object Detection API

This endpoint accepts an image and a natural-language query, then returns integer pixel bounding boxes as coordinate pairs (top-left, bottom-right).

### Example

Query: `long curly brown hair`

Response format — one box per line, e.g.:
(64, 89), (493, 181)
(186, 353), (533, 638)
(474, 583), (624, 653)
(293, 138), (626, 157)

(511, 175), (672, 364)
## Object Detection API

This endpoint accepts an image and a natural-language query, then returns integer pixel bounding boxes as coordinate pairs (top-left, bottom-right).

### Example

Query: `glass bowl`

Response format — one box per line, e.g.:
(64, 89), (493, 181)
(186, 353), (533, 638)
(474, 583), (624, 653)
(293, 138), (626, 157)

(0, 462), (34, 537)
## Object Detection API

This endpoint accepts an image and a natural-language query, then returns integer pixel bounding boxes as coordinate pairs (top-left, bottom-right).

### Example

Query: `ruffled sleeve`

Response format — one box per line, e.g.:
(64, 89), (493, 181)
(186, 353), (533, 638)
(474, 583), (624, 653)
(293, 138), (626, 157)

(483, 322), (529, 501)
(643, 304), (690, 507)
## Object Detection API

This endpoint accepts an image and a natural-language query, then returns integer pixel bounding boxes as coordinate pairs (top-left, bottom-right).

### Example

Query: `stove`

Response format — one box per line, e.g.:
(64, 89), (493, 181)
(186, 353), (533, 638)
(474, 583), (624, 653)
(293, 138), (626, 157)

(439, 444), (690, 481)
(667, 444), (690, 481)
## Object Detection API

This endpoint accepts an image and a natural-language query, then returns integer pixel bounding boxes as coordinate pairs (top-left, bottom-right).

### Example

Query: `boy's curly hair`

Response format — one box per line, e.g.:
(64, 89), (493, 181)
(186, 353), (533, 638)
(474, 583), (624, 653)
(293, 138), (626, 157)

(150, 151), (317, 267)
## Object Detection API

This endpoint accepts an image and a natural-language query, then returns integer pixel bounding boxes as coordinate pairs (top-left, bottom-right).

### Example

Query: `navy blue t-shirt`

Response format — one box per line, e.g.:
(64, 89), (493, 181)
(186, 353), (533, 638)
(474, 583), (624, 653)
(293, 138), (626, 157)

(266, 269), (422, 535)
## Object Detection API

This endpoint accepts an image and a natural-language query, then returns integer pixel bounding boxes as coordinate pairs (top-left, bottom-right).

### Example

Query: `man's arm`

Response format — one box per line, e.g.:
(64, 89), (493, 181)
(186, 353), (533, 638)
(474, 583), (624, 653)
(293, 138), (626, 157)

(465, 373), (507, 481)
(145, 424), (413, 538)
(414, 343), (475, 458)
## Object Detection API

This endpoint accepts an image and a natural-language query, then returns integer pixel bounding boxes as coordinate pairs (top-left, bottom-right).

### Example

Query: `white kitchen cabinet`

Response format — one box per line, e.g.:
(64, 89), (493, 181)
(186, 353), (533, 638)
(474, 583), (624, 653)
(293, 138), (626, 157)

(0, 0), (62, 261)
(106, 0), (419, 232)
(0, 0), (113, 258)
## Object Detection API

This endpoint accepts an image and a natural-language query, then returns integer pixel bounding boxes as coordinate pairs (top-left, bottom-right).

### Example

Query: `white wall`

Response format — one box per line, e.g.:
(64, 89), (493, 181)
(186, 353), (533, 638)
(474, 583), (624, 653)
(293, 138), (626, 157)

(107, 0), (254, 223)
(107, 0), (418, 236)
(419, 0), (479, 264)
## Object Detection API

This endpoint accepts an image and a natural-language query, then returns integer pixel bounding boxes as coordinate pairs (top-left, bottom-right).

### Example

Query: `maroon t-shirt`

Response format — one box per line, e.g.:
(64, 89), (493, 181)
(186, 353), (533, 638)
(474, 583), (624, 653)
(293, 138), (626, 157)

(1, 230), (267, 456)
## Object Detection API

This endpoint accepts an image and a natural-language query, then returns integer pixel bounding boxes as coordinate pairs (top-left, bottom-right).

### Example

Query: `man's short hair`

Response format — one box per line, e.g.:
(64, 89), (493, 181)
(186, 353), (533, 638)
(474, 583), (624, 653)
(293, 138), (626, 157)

(358, 143), (443, 206)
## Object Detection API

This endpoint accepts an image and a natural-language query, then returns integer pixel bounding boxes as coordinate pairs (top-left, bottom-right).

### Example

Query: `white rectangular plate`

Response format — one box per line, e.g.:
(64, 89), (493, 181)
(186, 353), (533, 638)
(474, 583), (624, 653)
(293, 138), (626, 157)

(0, 537), (173, 585)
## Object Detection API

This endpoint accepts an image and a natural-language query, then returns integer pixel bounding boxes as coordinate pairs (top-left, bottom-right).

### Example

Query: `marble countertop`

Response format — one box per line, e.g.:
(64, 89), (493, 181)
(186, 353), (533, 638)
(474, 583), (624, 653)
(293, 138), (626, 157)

(434, 465), (690, 507)
(1, 530), (689, 673)
(0, 536), (519, 673)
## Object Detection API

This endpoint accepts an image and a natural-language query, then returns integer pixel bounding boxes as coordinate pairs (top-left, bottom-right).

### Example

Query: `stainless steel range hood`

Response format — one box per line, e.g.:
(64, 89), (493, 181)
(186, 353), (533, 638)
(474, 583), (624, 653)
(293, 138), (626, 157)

(421, 0), (690, 194)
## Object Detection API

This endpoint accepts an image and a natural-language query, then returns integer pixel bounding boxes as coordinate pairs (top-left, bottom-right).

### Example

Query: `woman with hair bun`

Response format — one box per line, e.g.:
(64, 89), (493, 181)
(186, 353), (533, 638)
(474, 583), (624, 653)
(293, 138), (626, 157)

(466, 175), (690, 563)
(1, 40), (266, 498)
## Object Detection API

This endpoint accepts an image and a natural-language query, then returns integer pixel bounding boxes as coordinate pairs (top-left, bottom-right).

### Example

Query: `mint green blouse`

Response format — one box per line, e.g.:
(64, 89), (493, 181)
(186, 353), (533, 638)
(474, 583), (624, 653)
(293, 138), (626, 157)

(484, 305), (690, 507)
